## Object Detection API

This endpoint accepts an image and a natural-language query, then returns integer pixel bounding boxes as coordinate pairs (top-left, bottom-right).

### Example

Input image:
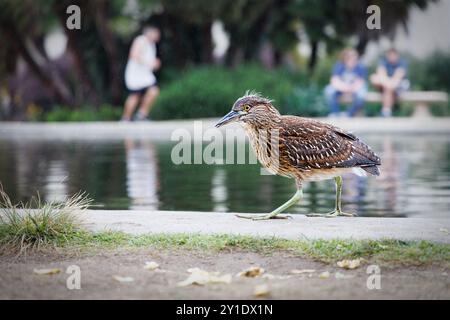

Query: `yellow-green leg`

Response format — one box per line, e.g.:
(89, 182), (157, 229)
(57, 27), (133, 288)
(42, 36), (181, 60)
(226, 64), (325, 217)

(236, 189), (303, 220)
(307, 176), (357, 218)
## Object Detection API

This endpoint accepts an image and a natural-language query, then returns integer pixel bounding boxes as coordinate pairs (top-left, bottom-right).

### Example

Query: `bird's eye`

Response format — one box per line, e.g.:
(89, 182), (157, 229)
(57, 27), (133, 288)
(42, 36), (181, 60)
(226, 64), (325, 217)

(243, 105), (251, 112)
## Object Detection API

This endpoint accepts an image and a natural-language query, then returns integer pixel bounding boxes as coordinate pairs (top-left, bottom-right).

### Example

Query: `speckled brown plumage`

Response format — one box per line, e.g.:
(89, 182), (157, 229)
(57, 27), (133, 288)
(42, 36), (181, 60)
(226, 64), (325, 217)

(215, 92), (381, 219)
(234, 96), (380, 182)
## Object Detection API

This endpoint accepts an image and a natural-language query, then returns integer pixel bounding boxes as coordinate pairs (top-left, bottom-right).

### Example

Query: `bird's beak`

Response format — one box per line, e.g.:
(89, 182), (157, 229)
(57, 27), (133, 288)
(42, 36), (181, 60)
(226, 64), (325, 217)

(215, 110), (241, 128)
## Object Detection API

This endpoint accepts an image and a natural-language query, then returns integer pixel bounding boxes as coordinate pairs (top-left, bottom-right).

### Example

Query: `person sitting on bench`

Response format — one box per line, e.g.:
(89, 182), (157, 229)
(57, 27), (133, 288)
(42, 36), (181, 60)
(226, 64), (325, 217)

(370, 48), (409, 117)
(325, 48), (368, 118)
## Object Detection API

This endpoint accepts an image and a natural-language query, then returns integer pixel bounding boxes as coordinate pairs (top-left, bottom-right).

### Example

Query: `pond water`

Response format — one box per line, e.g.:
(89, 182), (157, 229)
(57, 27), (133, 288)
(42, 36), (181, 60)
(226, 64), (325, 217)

(1, 134), (450, 218)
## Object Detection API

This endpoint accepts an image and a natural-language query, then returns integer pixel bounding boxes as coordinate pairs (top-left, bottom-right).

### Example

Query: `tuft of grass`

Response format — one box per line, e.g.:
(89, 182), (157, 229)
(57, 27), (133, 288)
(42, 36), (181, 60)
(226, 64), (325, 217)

(0, 187), (91, 254)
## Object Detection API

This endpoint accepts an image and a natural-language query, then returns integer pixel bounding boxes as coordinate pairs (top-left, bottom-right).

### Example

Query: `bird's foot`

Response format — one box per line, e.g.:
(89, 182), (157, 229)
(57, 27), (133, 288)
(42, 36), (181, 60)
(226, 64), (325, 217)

(306, 210), (357, 218)
(235, 213), (292, 220)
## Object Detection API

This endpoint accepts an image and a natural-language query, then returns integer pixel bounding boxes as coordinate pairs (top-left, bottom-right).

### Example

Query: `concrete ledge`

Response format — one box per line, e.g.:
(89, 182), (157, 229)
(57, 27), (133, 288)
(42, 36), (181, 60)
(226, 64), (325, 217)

(81, 210), (450, 243)
(1, 118), (450, 141)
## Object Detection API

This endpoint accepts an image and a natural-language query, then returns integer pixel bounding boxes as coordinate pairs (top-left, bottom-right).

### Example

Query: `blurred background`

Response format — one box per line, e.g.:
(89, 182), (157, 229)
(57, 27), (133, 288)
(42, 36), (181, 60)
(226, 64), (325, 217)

(1, 0), (450, 218)
(0, 0), (449, 121)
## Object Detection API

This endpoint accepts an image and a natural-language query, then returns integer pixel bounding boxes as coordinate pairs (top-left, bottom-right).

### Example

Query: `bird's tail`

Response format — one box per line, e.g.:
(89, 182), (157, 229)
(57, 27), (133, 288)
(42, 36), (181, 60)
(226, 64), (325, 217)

(361, 165), (380, 176)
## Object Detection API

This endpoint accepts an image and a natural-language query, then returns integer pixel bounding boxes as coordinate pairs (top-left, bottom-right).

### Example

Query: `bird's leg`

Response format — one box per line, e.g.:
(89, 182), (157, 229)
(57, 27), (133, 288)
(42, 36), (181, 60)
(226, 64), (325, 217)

(236, 185), (303, 221)
(307, 176), (357, 218)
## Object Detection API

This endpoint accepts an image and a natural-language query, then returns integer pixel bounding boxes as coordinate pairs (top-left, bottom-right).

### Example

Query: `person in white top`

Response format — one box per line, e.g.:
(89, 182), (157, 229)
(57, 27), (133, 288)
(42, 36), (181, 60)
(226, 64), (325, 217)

(122, 25), (161, 121)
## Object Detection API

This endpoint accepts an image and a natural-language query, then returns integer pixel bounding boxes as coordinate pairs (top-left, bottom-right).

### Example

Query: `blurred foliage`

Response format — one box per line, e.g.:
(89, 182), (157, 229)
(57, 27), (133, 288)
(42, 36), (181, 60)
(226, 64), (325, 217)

(150, 64), (306, 120)
(36, 49), (450, 121)
(407, 51), (450, 116)
(0, 0), (438, 120)
(41, 105), (122, 122)
(408, 52), (450, 92)
(284, 85), (328, 117)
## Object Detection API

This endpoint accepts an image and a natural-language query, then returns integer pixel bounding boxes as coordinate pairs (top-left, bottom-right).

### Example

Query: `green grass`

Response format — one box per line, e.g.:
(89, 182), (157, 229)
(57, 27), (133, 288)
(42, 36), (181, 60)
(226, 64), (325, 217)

(0, 187), (91, 253)
(54, 231), (450, 267)
(0, 188), (448, 266)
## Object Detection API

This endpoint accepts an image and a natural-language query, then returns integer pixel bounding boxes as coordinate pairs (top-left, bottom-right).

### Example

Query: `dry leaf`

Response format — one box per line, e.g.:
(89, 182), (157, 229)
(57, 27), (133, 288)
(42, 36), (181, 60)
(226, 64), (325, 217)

(318, 271), (330, 279)
(254, 284), (270, 297)
(144, 261), (159, 270)
(262, 273), (290, 280)
(337, 258), (361, 269)
(33, 268), (61, 275)
(237, 266), (265, 278)
(290, 269), (316, 274)
(334, 271), (354, 279)
(177, 268), (232, 287)
(113, 275), (134, 283)
(154, 269), (167, 273)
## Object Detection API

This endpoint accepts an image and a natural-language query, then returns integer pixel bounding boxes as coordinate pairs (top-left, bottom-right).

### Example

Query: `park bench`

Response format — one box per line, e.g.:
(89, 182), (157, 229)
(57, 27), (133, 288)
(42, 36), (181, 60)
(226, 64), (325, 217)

(341, 91), (449, 117)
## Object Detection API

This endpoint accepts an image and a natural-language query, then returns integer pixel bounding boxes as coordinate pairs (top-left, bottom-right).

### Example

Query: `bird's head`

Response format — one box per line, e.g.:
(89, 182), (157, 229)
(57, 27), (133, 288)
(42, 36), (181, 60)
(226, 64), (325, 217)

(215, 92), (280, 128)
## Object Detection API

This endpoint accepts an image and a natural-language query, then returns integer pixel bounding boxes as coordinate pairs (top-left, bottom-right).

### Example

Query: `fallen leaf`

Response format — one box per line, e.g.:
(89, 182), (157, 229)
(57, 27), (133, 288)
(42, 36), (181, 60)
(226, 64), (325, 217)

(290, 269), (316, 274)
(144, 261), (159, 270)
(337, 258), (361, 269)
(33, 268), (61, 275)
(439, 228), (449, 234)
(113, 275), (134, 283)
(254, 284), (270, 297)
(177, 268), (232, 287)
(318, 271), (330, 279)
(154, 269), (167, 273)
(237, 266), (265, 278)
(262, 273), (290, 280)
(335, 272), (353, 279)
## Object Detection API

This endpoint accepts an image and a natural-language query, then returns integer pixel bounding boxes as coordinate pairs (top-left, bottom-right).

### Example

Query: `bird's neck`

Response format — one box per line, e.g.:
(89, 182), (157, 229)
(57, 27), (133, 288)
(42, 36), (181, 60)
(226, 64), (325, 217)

(243, 112), (281, 130)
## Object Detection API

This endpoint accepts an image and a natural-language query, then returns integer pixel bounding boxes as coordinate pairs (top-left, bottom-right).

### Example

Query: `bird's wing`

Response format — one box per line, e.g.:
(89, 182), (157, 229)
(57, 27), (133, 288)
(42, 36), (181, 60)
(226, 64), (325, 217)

(279, 116), (380, 170)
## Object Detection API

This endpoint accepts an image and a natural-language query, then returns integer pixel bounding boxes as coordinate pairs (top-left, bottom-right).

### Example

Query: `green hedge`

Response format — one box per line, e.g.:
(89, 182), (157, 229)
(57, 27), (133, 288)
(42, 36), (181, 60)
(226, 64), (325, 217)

(43, 105), (122, 122)
(150, 65), (306, 120)
(408, 52), (450, 92)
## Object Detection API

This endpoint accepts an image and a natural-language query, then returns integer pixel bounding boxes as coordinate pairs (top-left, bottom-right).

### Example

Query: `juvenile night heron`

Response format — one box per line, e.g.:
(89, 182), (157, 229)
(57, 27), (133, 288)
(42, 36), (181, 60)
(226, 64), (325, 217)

(215, 92), (381, 220)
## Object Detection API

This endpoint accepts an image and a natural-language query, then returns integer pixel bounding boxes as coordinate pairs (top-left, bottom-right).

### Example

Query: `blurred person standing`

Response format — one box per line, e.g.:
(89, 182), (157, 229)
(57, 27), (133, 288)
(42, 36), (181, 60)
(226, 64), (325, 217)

(122, 25), (161, 122)
(325, 49), (368, 117)
(370, 48), (409, 117)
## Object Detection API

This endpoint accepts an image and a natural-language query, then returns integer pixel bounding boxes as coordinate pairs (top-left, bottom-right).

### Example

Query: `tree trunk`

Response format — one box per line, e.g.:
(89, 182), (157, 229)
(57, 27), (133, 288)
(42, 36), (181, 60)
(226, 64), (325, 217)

(356, 35), (368, 56)
(201, 22), (213, 64)
(92, 0), (123, 104)
(308, 40), (318, 72)
(24, 38), (75, 105)
(162, 13), (188, 67)
(1, 22), (74, 107)
(53, 0), (99, 106)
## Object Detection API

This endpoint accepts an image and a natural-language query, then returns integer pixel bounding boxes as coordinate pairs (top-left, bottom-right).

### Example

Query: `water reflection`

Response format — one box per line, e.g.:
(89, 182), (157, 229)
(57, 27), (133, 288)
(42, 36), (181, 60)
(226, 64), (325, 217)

(211, 169), (228, 212)
(341, 173), (367, 216)
(0, 134), (449, 218)
(44, 160), (69, 203)
(124, 139), (159, 210)
(377, 138), (401, 216)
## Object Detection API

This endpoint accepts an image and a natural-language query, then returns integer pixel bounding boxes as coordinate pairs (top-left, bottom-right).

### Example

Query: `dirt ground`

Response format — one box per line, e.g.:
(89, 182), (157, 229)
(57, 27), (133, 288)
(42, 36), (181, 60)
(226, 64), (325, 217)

(0, 248), (449, 300)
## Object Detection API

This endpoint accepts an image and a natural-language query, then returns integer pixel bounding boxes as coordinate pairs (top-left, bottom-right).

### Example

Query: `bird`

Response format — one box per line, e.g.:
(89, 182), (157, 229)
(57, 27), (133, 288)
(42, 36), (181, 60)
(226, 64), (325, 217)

(215, 92), (381, 220)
